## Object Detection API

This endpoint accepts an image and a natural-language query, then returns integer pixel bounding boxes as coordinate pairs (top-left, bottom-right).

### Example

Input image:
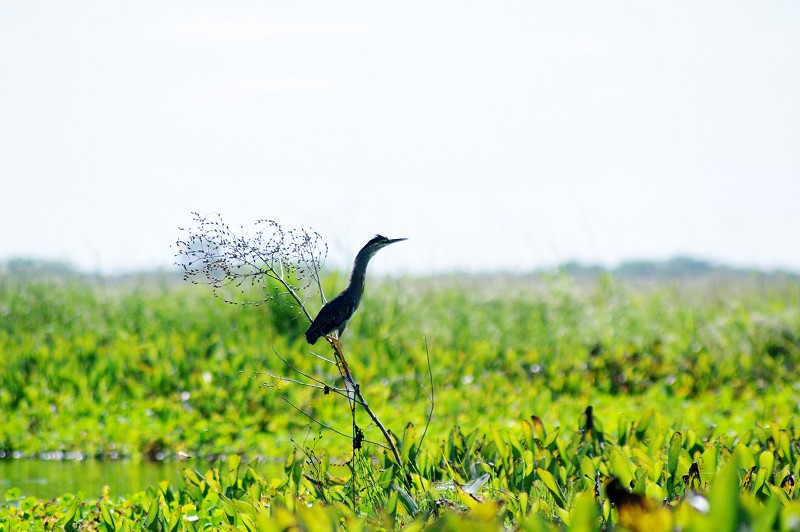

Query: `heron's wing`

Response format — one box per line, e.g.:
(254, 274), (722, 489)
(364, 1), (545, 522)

(305, 292), (357, 341)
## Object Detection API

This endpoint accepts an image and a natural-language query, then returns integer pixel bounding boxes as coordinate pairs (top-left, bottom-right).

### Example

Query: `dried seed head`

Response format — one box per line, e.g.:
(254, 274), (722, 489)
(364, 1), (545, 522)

(174, 212), (327, 309)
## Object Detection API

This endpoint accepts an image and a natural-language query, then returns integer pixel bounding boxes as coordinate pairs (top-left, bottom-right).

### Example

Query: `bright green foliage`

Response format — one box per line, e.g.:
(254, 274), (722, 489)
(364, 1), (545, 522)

(1, 271), (799, 529)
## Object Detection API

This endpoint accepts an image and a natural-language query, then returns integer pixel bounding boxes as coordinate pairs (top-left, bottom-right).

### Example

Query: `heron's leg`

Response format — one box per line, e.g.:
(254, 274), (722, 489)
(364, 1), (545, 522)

(323, 334), (348, 372)
(322, 334), (343, 351)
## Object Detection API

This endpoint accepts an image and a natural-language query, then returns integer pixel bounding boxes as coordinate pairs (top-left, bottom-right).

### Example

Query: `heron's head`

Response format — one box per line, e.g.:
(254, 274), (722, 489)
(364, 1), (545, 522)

(360, 234), (407, 257)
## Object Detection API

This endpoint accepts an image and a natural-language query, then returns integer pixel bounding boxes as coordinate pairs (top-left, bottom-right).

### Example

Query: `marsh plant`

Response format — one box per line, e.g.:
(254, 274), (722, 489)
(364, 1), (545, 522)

(175, 212), (328, 317)
(175, 212), (418, 506)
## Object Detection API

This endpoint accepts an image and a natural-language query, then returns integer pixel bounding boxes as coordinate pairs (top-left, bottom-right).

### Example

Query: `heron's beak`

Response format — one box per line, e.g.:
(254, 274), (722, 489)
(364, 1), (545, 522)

(387, 238), (407, 245)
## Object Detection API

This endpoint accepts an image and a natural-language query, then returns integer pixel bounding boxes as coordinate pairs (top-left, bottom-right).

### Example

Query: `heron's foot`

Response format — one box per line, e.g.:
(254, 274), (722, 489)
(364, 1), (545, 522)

(324, 334), (342, 348)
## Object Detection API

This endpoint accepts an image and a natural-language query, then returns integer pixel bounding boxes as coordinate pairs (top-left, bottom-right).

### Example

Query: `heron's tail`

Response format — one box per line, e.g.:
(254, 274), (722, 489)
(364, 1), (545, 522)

(305, 327), (320, 345)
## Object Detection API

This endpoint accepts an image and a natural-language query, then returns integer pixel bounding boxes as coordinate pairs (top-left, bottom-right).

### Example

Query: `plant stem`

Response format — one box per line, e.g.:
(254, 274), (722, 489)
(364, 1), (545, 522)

(328, 338), (404, 470)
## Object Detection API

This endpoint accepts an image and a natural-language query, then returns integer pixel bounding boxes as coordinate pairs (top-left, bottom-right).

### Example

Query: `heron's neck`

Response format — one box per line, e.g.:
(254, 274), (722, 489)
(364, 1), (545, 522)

(347, 248), (373, 298)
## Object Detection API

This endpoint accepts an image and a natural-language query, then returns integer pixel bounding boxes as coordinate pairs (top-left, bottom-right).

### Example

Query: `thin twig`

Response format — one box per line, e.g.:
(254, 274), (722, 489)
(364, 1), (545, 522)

(328, 338), (404, 468)
(262, 374), (330, 392)
(243, 366), (359, 405)
(271, 348), (333, 388)
(281, 397), (353, 440)
(280, 396), (391, 451)
(246, 346), (374, 409)
(418, 336), (435, 451)
(175, 212), (325, 320)
(269, 349), (370, 406)
(308, 350), (337, 365)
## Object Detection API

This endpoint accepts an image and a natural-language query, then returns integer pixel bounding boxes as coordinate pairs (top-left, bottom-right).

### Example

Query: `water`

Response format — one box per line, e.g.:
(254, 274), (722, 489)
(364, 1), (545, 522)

(0, 460), (186, 500)
(0, 458), (286, 501)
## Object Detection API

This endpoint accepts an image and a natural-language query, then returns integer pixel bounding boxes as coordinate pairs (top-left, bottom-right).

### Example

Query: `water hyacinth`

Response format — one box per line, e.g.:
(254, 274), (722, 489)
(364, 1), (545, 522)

(1, 258), (799, 529)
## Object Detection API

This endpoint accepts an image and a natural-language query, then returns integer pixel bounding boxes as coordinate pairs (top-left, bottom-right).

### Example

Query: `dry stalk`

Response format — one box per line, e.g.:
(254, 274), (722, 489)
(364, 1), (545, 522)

(177, 213), (406, 476)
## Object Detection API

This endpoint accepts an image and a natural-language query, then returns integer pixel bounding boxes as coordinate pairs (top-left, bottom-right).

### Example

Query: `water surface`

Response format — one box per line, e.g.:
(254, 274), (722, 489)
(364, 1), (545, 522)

(0, 460), (186, 500)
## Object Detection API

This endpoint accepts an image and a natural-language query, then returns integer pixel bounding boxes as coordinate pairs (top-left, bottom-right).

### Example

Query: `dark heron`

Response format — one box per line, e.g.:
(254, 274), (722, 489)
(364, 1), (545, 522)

(305, 234), (406, 345)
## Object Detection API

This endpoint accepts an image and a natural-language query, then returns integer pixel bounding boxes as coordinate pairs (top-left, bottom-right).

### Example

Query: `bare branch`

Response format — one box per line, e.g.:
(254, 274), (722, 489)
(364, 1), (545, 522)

(281, 396), (354, 440)
(308, 350), (337, 365)
(280, 396), (390, 451)
(418, 336), (435, 451)
(174, 212), (327, 321)
(327, 338), (405, 468)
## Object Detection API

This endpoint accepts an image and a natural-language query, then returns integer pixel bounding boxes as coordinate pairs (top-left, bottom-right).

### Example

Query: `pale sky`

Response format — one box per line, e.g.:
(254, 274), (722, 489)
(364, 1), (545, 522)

(2, 2), (799, 274)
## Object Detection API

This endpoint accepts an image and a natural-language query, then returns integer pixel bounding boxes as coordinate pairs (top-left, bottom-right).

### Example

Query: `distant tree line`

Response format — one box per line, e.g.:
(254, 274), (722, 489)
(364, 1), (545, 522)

(559, 256), (797, 280)
(1, 256), (797, 282)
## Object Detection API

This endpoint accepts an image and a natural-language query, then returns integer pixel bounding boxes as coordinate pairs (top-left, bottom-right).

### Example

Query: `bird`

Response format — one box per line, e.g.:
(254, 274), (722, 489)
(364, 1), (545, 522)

(305, 234), (406, 345)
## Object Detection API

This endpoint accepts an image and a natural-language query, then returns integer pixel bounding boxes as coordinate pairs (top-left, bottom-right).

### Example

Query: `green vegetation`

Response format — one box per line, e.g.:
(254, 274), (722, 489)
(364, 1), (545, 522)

(1, 266), (799, 530)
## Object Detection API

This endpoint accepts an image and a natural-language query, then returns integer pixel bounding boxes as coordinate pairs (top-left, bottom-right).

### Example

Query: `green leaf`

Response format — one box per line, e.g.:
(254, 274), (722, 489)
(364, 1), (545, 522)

(536, 468), (566, 507)
(218, 494), (237, 518)
(708, 462), (743, 530)
(386, 490), (399, 517)
(609, 450), (635, 488)
(617, 413), (629, 445)
(753, 467), (769, 495)
(733, 443), (755, 469)
(569, 491), (599, 529)
(283, 449), (304, 487)
(521, 419), (535, 451)
(117, 517), (133, 532)
(757, 450), (774, 474)
(402, 422), (418, 464)
(60, 498), (81, 531)
(646, 482), (665, 501)
(463, 473), (490, 496)
(19, 496), (37, 512)
(754, 495), (782, 532)
(393, 483), (420, 515)
(183, 468), (205, 486)
(443, 458), (465, 484)
(531, 415), (546, 442)
(447, 426), (466, 462)
(635, 407), (654, 440)
(99, 502), (115, 529)
(144, 497), (160, 530)
(544, 428), (560, 450)
(667, 431), (682, 477)
(166, 506), (182, 532)
(580, 456), (596, 481)
(239, 512), (256, 532)
(227, 453), (242, 488)
(492, 426), (509, 462)
(776, 430), (792, 462)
